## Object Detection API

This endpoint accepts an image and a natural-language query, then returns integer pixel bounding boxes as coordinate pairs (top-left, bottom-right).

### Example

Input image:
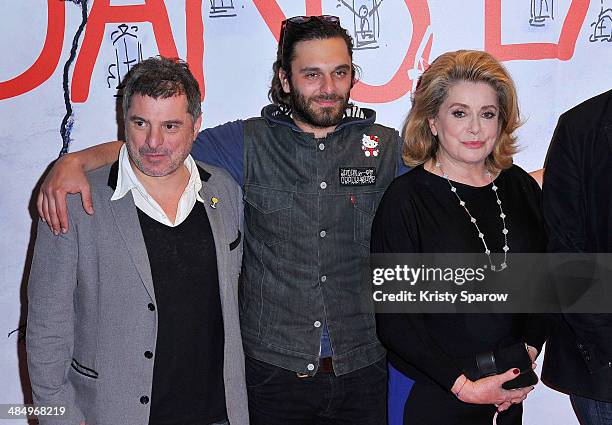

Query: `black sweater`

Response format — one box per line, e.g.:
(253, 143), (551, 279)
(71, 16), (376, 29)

(138, 203), (227, 425)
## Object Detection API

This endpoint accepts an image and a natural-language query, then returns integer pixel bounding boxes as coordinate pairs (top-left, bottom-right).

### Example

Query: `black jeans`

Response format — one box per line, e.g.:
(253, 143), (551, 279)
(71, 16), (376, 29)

(246, 356), (387, 425)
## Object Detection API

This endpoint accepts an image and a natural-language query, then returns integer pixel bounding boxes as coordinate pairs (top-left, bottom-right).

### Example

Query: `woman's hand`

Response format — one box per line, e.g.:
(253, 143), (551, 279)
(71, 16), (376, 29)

(452, 369), (534, 408)
(491, 344), (540, 412)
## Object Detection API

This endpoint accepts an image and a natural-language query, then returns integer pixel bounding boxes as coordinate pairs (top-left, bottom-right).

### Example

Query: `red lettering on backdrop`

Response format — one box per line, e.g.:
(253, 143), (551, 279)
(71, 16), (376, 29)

(186, 0), (205, 100)
(71, 0), (179, 102)
(352, 0), (432, 103)
(251, 0), (432, 104)
(485, 0), (589, 61)
(0, 0), (65, 100)
(251, 0), (285, 39)
(251, 0), (321, 37)
(305, 0), (323, 17)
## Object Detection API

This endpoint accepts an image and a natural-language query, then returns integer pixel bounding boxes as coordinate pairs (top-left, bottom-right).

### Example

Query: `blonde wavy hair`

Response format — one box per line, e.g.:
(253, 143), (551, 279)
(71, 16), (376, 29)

(402, 50), (521, 171)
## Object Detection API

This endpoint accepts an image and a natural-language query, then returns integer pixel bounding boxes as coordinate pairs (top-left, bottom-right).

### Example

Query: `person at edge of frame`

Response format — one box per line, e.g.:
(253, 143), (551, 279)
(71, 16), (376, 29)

(35, 15), (409, 425)
(26, 57), (248, 425)
(542, 89), (612, 425)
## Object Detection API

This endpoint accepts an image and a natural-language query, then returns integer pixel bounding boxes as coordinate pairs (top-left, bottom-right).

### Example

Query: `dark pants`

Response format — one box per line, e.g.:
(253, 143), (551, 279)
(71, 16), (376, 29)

(245, 356), (387, 425)
(571, 394), (612, 425)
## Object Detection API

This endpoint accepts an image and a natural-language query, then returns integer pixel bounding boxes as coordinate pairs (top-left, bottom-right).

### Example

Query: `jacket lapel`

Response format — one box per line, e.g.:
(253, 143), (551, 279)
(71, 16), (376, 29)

(199, 178), (228, 257)
(197, 168), (231, 313)
(107, 162), (156, 302)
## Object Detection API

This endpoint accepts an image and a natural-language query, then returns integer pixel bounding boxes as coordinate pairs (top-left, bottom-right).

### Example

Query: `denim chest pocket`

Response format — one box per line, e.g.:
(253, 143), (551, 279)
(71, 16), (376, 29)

(353, 191), (384, 248)
(244, 186), (293, 246)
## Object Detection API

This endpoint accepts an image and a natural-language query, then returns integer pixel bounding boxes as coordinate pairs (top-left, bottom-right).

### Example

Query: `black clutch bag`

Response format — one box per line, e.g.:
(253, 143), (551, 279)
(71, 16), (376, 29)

(460, 343), (538, 390)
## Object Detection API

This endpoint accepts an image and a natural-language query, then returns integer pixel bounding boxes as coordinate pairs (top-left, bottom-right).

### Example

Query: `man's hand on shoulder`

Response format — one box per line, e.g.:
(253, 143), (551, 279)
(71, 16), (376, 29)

(529, 169), (544, 188)
(36, 140), (123, 234)
(37, 152), (94, 235)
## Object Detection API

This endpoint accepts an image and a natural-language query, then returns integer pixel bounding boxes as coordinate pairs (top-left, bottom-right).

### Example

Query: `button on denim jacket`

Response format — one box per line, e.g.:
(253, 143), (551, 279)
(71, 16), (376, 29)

(240, 105), (400, 376)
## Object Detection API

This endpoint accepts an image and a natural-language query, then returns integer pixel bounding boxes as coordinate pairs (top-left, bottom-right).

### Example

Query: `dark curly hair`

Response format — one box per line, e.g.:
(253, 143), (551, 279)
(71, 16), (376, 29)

(268, 16), (359, 112)
(122, 56), (201, 121)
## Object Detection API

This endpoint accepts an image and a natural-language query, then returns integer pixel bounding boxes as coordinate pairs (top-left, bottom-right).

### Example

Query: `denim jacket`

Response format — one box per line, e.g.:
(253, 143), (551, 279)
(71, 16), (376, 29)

(239, 105), (400, 375)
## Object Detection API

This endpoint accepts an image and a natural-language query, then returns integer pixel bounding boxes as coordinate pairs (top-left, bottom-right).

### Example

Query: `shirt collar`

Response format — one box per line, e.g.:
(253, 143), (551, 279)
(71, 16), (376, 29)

(110, 145), (204, 203)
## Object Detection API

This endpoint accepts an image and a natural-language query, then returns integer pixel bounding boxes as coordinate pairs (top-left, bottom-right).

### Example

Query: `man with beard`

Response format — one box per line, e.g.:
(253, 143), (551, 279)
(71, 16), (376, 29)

(37, 16), (406, 424)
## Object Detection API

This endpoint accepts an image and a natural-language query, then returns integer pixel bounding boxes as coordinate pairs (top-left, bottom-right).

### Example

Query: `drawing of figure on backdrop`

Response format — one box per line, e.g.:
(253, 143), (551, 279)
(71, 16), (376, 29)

(337, 0), (383, 49)
(589, 0), (612, 42)
(530, 0), (554, 27)
(210, 0), (237, 19)
(107, 24), (143, 89)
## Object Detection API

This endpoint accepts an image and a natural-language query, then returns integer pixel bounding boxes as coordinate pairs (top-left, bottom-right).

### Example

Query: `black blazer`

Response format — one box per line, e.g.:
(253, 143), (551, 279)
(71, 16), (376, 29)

(542, 89), (612, 402)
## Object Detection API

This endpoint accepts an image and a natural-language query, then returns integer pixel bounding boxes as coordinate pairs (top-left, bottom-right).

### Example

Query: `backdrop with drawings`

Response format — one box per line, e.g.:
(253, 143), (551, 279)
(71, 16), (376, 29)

(1, 1), (610, 423)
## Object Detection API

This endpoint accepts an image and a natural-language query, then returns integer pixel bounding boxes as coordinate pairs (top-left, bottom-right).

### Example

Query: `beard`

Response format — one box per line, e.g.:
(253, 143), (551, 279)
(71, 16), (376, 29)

(289, 86), (350, 128)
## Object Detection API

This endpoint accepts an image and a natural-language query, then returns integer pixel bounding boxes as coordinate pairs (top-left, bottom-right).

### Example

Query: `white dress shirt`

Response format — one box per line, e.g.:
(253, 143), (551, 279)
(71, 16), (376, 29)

(111, 145), (205, 227)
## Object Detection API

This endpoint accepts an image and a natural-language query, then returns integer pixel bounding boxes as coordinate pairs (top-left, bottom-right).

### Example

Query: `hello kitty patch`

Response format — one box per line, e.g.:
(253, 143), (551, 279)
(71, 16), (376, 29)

(361, 134), (380, 157)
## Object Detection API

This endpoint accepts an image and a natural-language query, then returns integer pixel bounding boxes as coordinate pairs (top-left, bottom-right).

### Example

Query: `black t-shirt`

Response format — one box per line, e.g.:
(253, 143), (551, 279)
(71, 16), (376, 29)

(372, 164), (548, 390)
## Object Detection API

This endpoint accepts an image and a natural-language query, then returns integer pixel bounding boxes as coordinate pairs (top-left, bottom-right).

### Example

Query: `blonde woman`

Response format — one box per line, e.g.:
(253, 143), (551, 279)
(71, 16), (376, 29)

(372, 50), (547, 425)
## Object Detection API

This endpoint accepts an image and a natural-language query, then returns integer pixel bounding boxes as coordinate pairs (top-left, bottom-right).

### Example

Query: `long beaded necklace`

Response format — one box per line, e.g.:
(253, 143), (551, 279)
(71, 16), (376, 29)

(435, 161), (509, 271)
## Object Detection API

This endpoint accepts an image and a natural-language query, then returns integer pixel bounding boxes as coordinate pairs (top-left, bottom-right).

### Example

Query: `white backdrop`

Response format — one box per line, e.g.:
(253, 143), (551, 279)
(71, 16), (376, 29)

(2, 1), (611, 423)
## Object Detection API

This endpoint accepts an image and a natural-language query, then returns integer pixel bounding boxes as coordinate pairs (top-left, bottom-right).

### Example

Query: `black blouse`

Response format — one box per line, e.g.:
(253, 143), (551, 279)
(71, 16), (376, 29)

(372, 164), (548, 390)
